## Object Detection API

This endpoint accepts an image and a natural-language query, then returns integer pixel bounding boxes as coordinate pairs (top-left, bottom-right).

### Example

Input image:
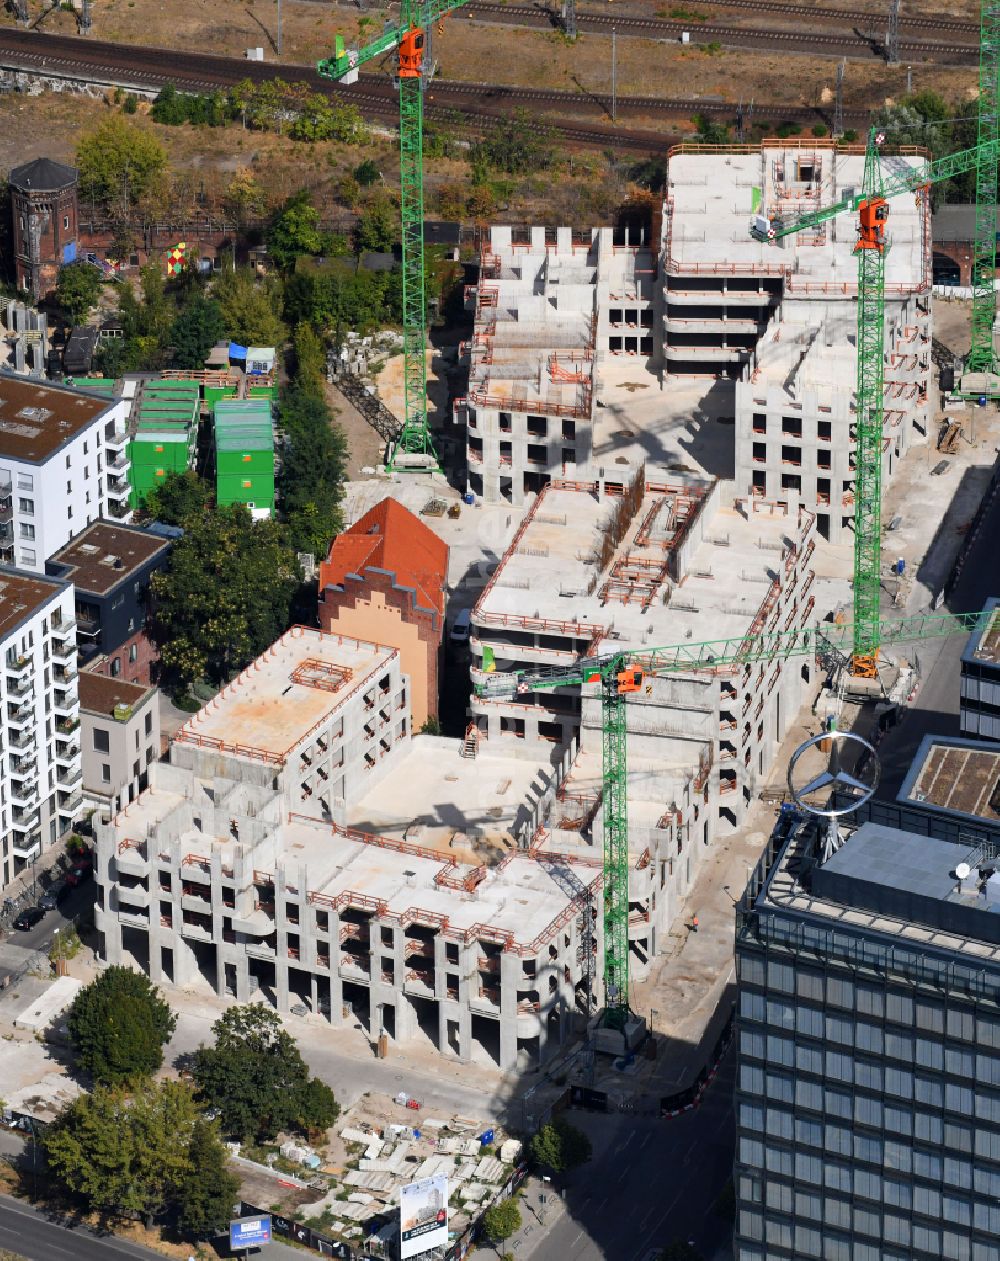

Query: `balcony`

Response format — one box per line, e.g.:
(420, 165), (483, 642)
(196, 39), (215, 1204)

(104, 429), (128, 453)
(106, 452), (130, 475)
(108, 500), (132, 521)
(6, 673), (30, 699)
(55, 741), (80, 766)
(8, 757), (35, 782)
(11, 837), (40, 862)
(53, 689), (78, 718)
(50, 618), (77, 643)
(8, 727), (34, 752)
(54, 662), (78, 685)
(6, 702), (34, 731)
(9, 779), (39, 810)
(56, 716), (79, 736)
(57, 764), (83, 791)
(115, 885), (150, 911)
(0, 499), (11, 526)
(106, 477), (131, 503)
(11, 808), (40, 836)
(51, 639), (77, 665)
(5, 655), (30, 683)
(58, 786), (84, 814)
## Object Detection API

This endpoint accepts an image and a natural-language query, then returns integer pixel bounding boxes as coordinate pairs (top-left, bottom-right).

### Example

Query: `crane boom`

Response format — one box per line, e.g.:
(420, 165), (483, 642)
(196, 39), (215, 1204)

(477, 607), (989, 1022)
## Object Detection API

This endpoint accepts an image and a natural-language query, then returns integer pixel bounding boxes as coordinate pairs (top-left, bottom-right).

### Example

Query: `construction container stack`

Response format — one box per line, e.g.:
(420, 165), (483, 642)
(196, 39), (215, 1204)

(127, 379), (200, 508)
(213, 397), (275, 519)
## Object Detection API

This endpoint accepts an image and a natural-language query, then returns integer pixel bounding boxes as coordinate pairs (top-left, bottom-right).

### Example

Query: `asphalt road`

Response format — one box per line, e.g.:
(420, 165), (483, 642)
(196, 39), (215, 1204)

(876, 469), (1000, 799)
(0, 1192), (170, 1260)
(4, 879), (96, 955)
(521, 1048), (735, 1261)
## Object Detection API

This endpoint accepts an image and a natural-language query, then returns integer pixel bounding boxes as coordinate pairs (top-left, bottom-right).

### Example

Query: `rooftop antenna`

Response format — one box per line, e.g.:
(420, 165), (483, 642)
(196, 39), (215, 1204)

(834, 58), (845, 137)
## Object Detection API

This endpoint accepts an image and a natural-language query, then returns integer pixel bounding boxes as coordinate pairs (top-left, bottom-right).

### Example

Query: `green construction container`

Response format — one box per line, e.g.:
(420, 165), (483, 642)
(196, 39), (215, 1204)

(213, 398), (275, 517)
(127, 379), (201, 508)
(205, 383), (238, 409)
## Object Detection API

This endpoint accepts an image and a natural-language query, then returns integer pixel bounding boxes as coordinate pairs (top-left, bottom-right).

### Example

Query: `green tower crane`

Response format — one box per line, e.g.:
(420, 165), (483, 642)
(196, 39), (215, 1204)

(478, 610), (990, 1025)
(318, 2), (468, 472)
(969, 0), (1000, 376)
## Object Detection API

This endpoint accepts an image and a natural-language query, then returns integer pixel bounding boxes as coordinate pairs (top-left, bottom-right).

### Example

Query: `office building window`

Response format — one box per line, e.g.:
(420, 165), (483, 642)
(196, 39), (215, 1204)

(93, 728), (110, 753)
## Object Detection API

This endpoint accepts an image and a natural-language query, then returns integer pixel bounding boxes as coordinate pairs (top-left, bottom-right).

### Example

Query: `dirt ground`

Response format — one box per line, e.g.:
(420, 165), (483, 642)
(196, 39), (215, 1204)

(328, 380), (386, 479)
(1, 1), (979, 115)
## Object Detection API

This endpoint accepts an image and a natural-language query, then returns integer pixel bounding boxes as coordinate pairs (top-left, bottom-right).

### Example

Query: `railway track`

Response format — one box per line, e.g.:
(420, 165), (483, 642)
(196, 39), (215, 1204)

(458, 0), (979, 38)
(457, 5), (977, 60)
(0, 28), (867, 134)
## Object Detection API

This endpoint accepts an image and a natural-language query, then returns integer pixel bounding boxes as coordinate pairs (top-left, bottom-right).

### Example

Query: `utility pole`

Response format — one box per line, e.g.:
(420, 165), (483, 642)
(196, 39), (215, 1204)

(79, 0), (91, 34)
(906, 63), (912, 93)
(886, 0), (900, 64)
(15, 0), (27, 25)
(562, 0), (577, 40)
(276, 0), (283, 55)
(736, 98), (744, 143)
(834, 58), (845, 137)
(611, 29), (617, 123)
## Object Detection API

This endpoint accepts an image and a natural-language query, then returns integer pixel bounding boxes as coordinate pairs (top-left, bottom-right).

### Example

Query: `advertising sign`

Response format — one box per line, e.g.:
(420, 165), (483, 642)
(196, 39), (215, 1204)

(230, 1215), (272, 1250)
(400, 1174), (449, 1259)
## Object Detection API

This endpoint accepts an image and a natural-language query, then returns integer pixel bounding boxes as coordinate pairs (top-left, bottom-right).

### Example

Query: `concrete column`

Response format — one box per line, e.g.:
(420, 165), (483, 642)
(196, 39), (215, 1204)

(235, 956), (252, 1002)
(275, 961), (290, 1009)
(499, 1013), (518, 1070)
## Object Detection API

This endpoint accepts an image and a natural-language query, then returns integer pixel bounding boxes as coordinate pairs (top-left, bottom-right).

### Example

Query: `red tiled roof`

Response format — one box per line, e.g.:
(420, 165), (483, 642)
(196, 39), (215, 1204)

(318, 498), (448, 614)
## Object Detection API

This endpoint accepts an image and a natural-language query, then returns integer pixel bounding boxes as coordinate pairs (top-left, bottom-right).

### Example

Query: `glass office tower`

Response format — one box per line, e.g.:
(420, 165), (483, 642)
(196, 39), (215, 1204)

(734, 813), (1000, 1261)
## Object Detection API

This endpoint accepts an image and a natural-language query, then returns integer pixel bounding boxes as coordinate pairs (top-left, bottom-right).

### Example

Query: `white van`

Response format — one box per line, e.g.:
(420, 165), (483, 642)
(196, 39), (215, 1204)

(450, 608), (472, 643)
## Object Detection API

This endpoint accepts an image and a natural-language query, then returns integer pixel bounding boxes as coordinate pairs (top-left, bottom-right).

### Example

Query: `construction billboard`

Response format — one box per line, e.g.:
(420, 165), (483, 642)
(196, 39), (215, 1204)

(400, 1173), (449, 1258)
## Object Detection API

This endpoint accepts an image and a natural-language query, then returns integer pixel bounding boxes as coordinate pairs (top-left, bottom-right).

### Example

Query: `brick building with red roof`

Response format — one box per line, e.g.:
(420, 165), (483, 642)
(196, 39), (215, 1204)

(317, 498), (448, 729)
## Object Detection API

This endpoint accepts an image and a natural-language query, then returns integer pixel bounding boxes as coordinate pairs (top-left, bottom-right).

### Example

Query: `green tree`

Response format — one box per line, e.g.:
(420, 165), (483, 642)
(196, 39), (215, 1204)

(353, 158), (381, 187)
(481, 1198), (522, 1247)
(55, 261), (104, 324)
(352, 191), (399, 254)
(213, 268), (287, 346)
(170, 294), (226, 369)
(280, 383), (347, 557)
(268, 191), (324, 270)
(145, 470), (212, 527)
(175, 1117), (240, 1239)
(151, 507), (298, 690)
(293, 322), (327, 394)
(67, 966), (176, 1084)
(470, 110), (553, 175)
(76, 115), (167, 212)
(192, 1005), (339, 1142)
(43, 1080), (197, 1224)
(529, 1119), (592, 1173)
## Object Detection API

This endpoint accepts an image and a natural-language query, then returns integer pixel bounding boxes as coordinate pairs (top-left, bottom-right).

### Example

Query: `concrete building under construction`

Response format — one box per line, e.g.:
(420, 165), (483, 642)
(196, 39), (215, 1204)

(95, 625), (599, 1070)
(460, 225), (655, 507)
(467, 467), (816, 984)
(663, 140), (931, 542)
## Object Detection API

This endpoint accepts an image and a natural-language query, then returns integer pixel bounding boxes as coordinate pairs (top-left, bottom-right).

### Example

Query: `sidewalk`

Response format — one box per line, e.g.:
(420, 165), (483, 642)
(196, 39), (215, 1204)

(469, 1174), (567, 1259)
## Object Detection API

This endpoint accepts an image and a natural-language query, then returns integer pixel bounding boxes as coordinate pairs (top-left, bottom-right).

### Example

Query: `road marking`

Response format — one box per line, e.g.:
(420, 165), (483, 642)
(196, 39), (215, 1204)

(639, 1131), (652, 1148)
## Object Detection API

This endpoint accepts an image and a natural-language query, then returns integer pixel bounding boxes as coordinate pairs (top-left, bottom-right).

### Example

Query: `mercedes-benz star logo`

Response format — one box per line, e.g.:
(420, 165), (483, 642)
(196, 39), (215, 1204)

(787, 730), (879, 861)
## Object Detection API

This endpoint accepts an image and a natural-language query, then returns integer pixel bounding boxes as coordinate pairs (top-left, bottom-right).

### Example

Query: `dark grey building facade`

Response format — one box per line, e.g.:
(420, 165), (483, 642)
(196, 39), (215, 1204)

(735, 811), (1000, 1261)
(960, 597), (1000, 741)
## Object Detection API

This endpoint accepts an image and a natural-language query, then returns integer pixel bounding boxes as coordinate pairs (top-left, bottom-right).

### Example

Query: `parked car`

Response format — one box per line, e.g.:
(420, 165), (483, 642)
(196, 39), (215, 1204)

(39, 880), (71, 911)
(13, 907), (44, 931)
(65, 864), (92, 888)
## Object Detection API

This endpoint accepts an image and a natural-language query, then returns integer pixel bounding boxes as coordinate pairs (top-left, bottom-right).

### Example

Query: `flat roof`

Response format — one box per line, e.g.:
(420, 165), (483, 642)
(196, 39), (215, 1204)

(0, 376), (112, 463)
(173, 627), (398, 763)
(0, 569), (66, 640)
(902, 736), (1000, 822)
(665, 144), (927, 291)
(474, 475), (808, 658)
(347, 742), (555, 865)
(47, 522), (171, 595)
(79, 671), (153, 718)
(962, 598), (1000, 666)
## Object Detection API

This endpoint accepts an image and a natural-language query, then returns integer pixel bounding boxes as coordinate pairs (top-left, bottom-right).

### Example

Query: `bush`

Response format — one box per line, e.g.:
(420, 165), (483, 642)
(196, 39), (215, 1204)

(842, 128), (859, 142)
(811, 123), (828, 137)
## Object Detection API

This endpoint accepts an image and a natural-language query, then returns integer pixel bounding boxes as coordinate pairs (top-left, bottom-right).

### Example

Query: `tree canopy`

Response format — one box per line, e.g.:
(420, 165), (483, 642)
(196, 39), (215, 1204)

(151, 505), (298, 690)
(213, 268), (287, 346)
(528, 1119), (592, 1173)
(66, 966), (176, 1085)
(55, 262), (104, 324)
(481, 1198), (522, 1244)
(76, 115), (167, 213)
(145, 469), (212, 527)
(169, 294), (226, 369)
(351, 190), (400, 254)
(280, 374), (347, 558)
(43, 1080), (237, 1235)
(191, 1005), (339, 1142)
(268, 191), (324, 270)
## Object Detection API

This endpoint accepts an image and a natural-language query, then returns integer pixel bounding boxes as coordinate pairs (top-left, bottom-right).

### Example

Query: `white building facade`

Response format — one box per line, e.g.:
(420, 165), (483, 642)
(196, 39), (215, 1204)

(0, 569), (82, 883)
(0, 376), (131, 573)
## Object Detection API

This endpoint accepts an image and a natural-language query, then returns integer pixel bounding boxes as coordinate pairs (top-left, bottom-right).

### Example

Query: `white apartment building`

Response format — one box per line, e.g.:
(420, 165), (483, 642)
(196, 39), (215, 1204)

(663, 140), (931, 543)
(460, 225), (655, 507)
(0, 375), (132, 572)
(0, 568), (82, 883)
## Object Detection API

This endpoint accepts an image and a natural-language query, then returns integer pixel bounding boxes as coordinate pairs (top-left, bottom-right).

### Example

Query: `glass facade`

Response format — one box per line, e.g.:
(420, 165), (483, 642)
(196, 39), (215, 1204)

(735, 827), (1000, 1261)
